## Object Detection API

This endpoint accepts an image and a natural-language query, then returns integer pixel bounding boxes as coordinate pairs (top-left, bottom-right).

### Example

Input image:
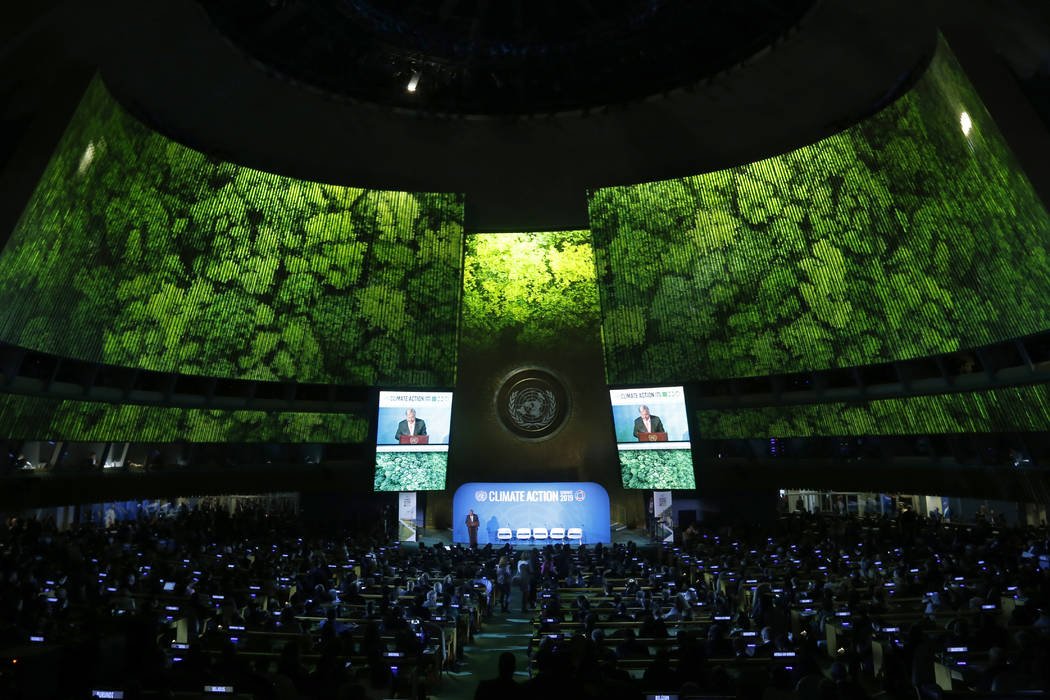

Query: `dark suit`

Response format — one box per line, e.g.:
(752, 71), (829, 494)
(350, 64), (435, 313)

(394, 419), (427, 442)
(466, 513), (480, 547)
(633, 415), (664, 439)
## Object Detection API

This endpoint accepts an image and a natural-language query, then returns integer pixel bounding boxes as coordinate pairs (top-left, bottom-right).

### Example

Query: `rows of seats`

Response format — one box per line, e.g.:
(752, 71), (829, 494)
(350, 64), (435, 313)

(4, 503), (1050, 699)
(500, 512), (1050, 700)
(0, 503), (504, 699)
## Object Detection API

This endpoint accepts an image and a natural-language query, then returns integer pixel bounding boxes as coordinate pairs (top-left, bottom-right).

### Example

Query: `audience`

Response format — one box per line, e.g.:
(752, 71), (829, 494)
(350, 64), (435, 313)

(2, 503), (1050, 699)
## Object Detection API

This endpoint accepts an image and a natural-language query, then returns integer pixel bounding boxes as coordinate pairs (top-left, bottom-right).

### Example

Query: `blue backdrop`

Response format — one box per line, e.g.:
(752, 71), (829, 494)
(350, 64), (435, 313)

(453, 482), (611, 545)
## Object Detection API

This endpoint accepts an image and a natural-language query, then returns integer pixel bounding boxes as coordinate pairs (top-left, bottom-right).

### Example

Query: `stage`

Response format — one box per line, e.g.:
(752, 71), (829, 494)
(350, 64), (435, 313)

(414, 523), (654, 548)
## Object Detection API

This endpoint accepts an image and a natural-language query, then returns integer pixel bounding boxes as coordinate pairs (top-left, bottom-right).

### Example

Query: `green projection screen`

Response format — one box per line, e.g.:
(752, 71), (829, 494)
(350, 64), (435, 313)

(696, 385), (1050, 439)
(461, 231), (601, 351)
(589, 37), (1050, 385)
(0, 77), (464, 387)
(0, 394), (368, 443)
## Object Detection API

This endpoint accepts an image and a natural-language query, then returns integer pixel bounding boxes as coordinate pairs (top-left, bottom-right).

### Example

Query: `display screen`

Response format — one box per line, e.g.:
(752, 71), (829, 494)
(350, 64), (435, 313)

(610, 386), (695, 489)
(374, 390), (453, 491)
(588, 37), (1050, 385)
(0, 76), (464, 387)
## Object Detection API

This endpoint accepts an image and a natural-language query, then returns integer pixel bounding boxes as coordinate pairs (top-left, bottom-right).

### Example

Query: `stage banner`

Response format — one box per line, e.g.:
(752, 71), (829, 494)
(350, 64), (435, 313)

(453, 482), (611, 545)
(654, 490), (673, 543)
(398, 492), (417, 542)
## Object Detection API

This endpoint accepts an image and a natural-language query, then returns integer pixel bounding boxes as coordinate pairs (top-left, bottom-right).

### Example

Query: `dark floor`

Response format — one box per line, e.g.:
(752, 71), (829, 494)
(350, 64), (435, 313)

(430, 588), (533, 700)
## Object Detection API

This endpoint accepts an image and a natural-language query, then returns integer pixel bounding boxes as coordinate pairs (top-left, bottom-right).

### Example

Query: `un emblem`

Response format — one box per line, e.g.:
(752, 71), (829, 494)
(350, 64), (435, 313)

(475, 490), (488, 502)
(507, 387), (557, 430)
(496, 368), (569, 440)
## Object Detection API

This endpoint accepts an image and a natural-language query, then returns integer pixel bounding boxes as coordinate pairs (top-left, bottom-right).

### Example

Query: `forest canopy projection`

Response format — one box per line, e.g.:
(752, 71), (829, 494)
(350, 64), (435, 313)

(460, 231), (601, 351)
(0, 393), (368, 443)
(589, 38), (1050, 385)
(696, 385), (1050, 440)
(0, 77), (464, 388)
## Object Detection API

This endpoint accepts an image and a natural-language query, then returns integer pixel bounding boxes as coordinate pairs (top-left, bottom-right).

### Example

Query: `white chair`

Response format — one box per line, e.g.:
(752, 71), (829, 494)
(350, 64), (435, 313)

(566, 528), (583, 541)
(516, 528), (532, 541)
(496, 528), (513, 541)
(549, 527), (566, 540)
(532, 527), (549, 540)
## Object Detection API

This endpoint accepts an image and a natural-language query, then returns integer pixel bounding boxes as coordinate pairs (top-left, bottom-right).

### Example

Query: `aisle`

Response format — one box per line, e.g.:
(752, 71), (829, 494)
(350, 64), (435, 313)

(430, 588), (532, 700)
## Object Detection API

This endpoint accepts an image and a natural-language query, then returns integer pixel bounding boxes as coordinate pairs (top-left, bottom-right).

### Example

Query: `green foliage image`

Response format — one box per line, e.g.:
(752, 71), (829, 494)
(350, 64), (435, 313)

(374, 452), (448, 491)
(589, 38), (1050, 384)
(0, 393), (368, 443)
(696, 385), (1050, 439)
(619, 449), (696, 490)
(461, 231), (601, 350)
(0, 77), (464, 387)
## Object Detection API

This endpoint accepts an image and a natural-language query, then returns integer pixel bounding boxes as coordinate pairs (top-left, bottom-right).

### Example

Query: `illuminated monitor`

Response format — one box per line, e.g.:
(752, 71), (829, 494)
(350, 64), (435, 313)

(374, 390), (453, 491)
(610, 386), (695, 489)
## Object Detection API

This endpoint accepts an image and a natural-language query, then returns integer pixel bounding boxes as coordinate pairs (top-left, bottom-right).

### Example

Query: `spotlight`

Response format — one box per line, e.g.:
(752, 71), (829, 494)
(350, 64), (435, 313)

(960, 111), (972, 136)
(407, 72), (421, 93)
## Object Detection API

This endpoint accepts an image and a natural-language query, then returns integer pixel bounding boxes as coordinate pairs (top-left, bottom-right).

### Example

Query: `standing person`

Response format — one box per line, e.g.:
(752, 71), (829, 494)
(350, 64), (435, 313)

(516, 554), (532, 613)
(527, 549), (540, 609)
(633, 405), (665, 439)
(466, 509), (481, 548)
(496, 556), (512, 613)
(394, 408), (427, 441)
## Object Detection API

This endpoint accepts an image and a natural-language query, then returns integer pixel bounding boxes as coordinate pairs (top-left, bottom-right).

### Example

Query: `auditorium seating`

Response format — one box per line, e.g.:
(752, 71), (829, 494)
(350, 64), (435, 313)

(3, 504), (1049, 700)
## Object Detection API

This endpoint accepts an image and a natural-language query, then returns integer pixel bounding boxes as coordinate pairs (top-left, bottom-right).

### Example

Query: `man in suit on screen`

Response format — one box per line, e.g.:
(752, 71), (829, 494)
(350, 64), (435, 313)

(394, 408), (427, 442)
(632, 405), (664, 440)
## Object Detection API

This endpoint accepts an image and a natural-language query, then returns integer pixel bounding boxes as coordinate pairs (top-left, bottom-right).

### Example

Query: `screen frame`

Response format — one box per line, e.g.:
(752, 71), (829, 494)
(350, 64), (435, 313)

(608, 383), (698, 492)
(369, 385), (456, 492)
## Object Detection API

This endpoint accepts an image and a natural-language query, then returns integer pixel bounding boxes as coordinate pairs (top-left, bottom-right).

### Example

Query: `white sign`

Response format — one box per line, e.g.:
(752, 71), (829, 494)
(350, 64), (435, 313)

(398, 492), (417, 542)
(653, 490), (673, 544)
(609, 386), (684, 406)
(378, 391), (453, 408)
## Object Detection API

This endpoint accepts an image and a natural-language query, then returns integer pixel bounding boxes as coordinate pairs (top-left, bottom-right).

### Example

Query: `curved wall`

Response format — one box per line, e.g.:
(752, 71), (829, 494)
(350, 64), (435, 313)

(696, 385), (1050, 439)
(0, 78), (464, 387)
(0, 393), (368, 443)
(590, 39), (1050, 384)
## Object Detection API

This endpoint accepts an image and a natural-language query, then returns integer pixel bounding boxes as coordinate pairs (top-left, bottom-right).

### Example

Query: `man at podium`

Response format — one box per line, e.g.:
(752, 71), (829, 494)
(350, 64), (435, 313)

(633, 405), (665, 440)
(394, 408), (427, 442)
(465, 509), (480, 547)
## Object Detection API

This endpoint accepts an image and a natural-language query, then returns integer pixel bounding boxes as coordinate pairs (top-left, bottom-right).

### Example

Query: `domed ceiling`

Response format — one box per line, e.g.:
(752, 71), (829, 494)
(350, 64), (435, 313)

(201, 0), (816, 113)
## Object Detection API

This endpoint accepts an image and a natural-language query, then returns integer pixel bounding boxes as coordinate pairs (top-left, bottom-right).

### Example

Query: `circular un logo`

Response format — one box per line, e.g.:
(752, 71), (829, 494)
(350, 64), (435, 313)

(507, 387), (557, 430)
(575, 490), (586, 502)
(474, 490), (488, 502)
(496, 368), (569, 440)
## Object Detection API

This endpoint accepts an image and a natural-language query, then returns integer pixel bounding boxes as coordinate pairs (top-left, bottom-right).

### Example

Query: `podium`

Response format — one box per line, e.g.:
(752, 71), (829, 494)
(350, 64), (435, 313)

(636, 432), (668, 442)
(398, 435), (429, 445)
